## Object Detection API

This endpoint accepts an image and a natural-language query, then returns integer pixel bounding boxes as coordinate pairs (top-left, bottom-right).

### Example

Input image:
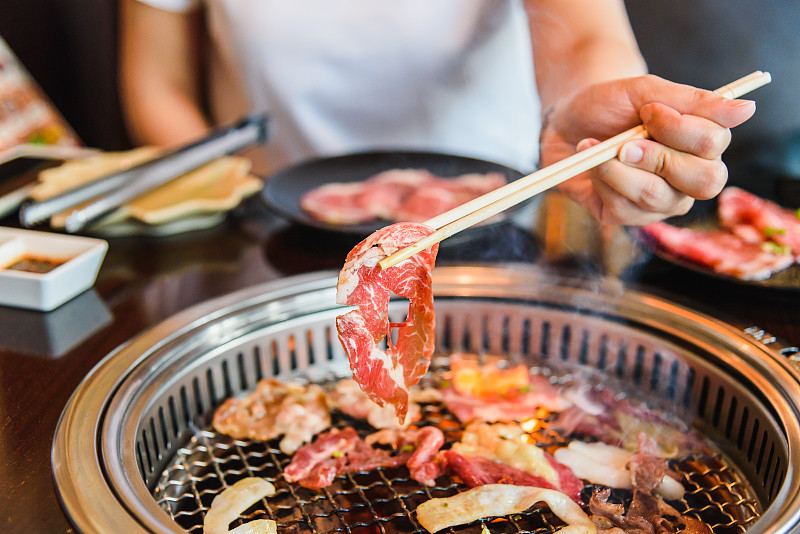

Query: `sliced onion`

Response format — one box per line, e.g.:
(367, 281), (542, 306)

(204, 477), (277, 534)
(415, 484), (595, 533)
(228, 520), (277, 534)
(554, 441), (685, 500)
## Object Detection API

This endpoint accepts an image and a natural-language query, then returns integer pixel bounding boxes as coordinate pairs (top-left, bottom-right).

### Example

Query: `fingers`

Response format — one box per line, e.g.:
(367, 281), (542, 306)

(619, 100), (732, 200)
(590, 174), (694, 226)
(573, 137), (700, 225)
(591, 158), (696, 224)
(627, 74), (757, 128)
(552, 74), (759, 226)
(639, 102), (731, 159)
(618, 139), (728, 200)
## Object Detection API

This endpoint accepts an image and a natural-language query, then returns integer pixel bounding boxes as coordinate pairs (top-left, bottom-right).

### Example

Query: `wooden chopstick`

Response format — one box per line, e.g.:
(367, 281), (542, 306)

(378, 70), (771, 270)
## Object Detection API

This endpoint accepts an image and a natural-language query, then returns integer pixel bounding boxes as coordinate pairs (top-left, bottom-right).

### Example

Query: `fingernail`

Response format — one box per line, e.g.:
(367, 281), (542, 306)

(620, 142), (644, 164)
(727, 99), (755, 108)
(576, 138), (593, 151)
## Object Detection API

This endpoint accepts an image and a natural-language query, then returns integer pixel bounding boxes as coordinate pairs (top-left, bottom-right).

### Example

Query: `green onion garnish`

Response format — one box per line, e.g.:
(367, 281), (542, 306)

(762, 242), (792, 255)
(765, 227), (786, 236)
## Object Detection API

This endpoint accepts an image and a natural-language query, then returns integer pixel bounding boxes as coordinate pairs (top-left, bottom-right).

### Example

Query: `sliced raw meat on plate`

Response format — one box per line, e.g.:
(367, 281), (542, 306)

(718, 186), (800, 257)
(642, 221), (795, 280)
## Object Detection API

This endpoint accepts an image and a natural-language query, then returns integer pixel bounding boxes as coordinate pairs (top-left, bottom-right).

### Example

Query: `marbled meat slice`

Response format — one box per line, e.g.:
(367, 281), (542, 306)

(300, 169), (507, 225)
(355, 168), (436, 219)
(718, 186), (800, 256)
(642, 221), (794, 280)
(283, 427), (409, 489)
(393, 184), (464, 222)
(326, 377), (423, 428)
(441, 450), (562, 490)
(336, 222), (439, 423)
(450, 422), (583, 503)
(441, 373), (573, 423)
(366, 426), (445, 486)
(443, 172), (507, 195)
(299, 182), (374, 225)
(393, 172), (507, 223)
(212, 378), (330, 454)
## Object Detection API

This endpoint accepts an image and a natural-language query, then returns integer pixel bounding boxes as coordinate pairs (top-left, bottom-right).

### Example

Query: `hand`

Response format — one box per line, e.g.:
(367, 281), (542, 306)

(540, 74), (757, 225)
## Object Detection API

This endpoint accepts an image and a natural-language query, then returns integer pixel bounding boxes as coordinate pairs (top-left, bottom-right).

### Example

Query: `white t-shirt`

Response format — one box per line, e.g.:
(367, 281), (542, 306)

(138, 0), (542, 174)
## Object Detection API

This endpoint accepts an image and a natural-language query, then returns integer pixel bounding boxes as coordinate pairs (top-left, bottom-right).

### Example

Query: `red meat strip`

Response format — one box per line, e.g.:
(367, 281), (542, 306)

(336, 222), (439, 423)
(366, 426), (446, 486)
(283, 427), (409, 489)
(718, 186), (800, 256)
(394, 172), (507, 223)
(394, 184), (464, 222)
(300, 169), (507, 225)
(642, 221), (794, 280)
(443, 172), (507, 194)
(547, 451), (585, 504)
(440, 374), (572, 423)
(440, 451), (583, 504)
(355, 169), (436, 220)
(299, 182), (374, 225)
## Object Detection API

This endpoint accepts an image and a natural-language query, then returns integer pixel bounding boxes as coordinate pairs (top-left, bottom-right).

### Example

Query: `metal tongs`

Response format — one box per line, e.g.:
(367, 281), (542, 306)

(20, 113), (269, 233)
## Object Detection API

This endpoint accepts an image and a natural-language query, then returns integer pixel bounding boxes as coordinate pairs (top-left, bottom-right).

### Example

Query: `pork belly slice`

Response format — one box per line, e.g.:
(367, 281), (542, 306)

(212, 378), (330, 454)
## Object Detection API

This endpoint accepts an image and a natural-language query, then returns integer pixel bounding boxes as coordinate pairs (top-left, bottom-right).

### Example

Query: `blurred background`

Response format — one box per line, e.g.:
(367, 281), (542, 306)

(0, 0), (798, 189)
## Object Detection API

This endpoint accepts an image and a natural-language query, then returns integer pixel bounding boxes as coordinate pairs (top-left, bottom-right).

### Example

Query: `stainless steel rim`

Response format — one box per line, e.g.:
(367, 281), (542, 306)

(52, 265), (800, 533)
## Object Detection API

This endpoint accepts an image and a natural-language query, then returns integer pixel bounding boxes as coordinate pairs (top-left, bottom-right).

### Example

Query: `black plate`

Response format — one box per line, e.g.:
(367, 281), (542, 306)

(630, 193), (800, 291)
(261, 150), (526, 235)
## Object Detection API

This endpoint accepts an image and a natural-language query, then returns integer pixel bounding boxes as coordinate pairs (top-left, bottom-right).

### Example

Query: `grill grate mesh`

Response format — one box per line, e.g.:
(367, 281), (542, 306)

(153, 363), (762, 534)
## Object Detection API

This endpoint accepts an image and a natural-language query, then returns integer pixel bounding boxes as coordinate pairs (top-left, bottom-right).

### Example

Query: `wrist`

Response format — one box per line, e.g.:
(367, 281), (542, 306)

(538, 104), (557, 168)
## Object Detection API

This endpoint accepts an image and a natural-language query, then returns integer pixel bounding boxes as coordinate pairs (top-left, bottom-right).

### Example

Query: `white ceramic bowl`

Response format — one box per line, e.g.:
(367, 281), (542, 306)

(0, 227), (107, 311)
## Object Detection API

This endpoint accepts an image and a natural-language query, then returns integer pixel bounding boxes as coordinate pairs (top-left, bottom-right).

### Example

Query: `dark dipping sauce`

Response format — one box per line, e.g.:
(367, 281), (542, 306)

(4, 256), (66, 274)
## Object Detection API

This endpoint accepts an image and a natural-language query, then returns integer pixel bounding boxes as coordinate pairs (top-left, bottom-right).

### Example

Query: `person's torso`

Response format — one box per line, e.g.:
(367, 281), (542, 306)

(203, 0), (541, 174)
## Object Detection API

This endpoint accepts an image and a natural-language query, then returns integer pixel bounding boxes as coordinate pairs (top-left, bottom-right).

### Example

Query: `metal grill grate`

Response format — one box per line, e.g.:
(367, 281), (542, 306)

(153, 366), (762, 534)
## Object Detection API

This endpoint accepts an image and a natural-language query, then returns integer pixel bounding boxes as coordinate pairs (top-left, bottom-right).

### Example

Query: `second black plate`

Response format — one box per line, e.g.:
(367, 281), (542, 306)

(261, 150), (526, 235)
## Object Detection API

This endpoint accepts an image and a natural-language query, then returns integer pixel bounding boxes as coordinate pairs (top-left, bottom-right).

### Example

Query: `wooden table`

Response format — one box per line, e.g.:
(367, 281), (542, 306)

(1, 197), (798, 533)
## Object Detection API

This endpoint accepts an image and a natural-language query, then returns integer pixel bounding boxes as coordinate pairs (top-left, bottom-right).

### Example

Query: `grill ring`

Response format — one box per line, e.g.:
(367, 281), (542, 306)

(52, 265), (800, 533)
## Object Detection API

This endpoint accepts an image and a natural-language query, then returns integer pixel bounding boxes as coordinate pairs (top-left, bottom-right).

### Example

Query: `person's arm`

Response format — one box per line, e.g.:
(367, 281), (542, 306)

(526, 0), (756, 226)
(118, 0), (211, 147)
(525, 0), (646, 109)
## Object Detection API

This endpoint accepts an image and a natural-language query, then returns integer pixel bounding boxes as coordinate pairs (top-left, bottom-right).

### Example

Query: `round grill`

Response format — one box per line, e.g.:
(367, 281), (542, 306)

(52, 266), (800, 533)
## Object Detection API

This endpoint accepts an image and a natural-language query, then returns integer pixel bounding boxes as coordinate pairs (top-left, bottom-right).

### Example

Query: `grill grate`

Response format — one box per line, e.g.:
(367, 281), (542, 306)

(54, 268), (800, 534)
(153, 366), (762, 534)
